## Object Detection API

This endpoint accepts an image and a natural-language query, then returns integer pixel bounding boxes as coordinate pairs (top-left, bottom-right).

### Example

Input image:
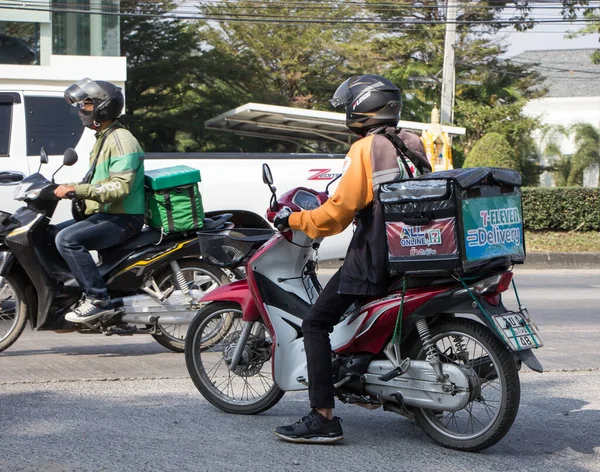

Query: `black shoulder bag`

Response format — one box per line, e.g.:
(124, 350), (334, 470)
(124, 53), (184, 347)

(71, 128), (118, 221)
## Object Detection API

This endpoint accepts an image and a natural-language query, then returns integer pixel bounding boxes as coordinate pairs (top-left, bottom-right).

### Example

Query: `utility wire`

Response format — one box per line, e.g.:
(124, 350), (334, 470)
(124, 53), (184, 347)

(1, 2), (599, 26)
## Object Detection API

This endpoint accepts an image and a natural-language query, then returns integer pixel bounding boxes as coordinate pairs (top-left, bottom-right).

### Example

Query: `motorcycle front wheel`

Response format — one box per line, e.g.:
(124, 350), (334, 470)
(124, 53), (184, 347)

(185, 302), (284, 414)
(408, 317), (521, 452)
(0, 272), (29, 353)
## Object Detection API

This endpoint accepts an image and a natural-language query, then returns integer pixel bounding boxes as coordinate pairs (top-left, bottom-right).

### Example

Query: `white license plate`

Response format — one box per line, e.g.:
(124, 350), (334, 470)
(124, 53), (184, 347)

(492, 312), (543, 351)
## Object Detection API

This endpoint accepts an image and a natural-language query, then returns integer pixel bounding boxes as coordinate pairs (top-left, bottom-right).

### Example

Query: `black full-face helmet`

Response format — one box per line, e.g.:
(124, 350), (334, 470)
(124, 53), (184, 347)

(64, 78), (124, 128)
(330, 74), (402, 136)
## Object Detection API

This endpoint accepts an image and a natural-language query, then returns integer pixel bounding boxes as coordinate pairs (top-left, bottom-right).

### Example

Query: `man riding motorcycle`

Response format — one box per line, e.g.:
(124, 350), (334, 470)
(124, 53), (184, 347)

(53, 78), (145, 323)
(273, 74), (432, 444)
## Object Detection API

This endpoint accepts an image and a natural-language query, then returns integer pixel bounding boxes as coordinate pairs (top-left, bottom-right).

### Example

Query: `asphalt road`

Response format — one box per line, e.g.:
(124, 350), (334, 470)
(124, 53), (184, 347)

(1, 269), (599, 471)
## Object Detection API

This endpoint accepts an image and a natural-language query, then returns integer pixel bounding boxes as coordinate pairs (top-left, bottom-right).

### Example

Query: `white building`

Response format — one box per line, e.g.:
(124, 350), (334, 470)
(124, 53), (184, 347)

(513, 48), (600, 187)
(0, 0), (126, 159)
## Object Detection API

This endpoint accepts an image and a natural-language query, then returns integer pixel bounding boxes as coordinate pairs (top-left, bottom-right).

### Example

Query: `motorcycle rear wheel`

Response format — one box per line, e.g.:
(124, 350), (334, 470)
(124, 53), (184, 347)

(408, 318), (520, 452)
(0, 273), (29, 353)
(185, 302), (284, 414)
(151, 259), (231, 353)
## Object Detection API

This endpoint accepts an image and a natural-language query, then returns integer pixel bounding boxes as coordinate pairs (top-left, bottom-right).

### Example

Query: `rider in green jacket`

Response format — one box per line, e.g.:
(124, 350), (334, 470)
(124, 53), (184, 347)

(53, 78), (145, 324)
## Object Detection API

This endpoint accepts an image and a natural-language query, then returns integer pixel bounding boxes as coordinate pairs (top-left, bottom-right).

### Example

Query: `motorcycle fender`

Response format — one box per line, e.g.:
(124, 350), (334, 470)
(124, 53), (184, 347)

(200, 279), (261, 322)
(450, 300), (545, 373)
(514, 349), (544, 373)
(1, 255), (38, 328)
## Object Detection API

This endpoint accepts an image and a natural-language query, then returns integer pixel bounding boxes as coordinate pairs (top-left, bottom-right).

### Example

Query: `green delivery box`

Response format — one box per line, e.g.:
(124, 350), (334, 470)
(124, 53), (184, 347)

(145, 165), (205, 233)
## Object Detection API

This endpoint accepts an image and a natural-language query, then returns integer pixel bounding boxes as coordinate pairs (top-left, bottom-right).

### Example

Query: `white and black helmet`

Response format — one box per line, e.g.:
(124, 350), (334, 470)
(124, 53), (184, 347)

(330, 74), (402, 135)
(64, 78), (124, 122)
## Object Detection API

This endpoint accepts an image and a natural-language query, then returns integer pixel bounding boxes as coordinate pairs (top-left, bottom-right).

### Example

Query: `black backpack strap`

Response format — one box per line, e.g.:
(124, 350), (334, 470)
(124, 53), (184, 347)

(381, 129), (432, 176)
(82, 126), (119, 184)
(188, 186), (199, 228)
(163, 192), (175, 233)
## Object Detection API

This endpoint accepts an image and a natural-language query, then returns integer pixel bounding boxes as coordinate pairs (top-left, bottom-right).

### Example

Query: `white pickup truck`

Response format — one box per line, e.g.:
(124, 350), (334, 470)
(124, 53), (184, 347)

(0, 88), (349, 260)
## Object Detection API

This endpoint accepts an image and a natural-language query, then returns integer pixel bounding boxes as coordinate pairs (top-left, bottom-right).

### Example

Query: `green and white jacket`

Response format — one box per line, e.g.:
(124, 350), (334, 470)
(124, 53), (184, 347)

(73, 121), (145, 216)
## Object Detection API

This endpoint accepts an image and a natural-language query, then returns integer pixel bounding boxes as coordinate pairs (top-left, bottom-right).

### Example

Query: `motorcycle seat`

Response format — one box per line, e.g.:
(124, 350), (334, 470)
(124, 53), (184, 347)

(113, 227), (163, 251)
(390, 275), (456, 291)
(389, 258), (513, 291)
(107, 213), (234, 253)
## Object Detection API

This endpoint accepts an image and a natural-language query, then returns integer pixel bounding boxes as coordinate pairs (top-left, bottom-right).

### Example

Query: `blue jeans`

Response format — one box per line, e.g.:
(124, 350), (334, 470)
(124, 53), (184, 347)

(54, 214), (144, 300)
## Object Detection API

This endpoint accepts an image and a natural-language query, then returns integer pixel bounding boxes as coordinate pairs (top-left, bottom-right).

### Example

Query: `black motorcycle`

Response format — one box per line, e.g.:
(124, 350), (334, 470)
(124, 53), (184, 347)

(0, 148), (268, 353)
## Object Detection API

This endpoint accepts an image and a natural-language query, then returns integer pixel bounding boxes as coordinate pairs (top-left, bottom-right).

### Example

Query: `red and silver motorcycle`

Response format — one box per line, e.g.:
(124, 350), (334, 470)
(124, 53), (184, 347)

(185, 164), (543, 451)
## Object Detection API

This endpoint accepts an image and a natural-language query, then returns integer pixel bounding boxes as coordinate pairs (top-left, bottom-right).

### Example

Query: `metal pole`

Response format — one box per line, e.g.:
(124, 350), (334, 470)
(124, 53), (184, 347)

(440, 0), (458, 125)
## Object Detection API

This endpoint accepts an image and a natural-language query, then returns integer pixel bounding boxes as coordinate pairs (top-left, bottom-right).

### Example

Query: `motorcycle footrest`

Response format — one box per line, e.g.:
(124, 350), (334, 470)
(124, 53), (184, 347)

(378, 358), (411, 382)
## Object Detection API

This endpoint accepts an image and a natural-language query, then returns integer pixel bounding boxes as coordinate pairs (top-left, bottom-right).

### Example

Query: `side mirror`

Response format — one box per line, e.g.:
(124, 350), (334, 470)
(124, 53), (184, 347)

(40, 147), (49, 165)
(63, 148), (78, 166)
(262, 163), (279, 212)
(262, 163), (274, 186)
(325, 174), (342, 196)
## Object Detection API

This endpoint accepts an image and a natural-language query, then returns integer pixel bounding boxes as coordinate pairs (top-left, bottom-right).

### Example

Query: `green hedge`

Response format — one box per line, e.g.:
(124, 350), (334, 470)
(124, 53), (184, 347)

(522, 188), (600, 231)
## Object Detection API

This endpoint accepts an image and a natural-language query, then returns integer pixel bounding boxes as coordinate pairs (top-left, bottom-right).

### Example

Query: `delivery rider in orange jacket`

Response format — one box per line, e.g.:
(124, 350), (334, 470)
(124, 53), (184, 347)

(273, 75), (432, 444)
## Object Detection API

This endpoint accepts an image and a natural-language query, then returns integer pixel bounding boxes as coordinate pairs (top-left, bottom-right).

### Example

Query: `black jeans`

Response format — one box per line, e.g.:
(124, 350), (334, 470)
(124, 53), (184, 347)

(302, 267), (362, 410)
(54, 214), (144, 300)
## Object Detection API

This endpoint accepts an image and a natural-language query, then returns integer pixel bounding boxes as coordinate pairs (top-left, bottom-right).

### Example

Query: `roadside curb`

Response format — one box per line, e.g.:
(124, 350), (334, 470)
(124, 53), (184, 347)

(319, 253), (600, 270)
(522, 252), (600, 269)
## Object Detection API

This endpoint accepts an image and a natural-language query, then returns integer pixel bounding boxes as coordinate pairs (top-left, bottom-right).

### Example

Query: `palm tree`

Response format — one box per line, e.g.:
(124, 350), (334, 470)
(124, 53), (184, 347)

(539, 125), (570, 186)
(569, 123), (600, 186)
(540, 123), (600, 186)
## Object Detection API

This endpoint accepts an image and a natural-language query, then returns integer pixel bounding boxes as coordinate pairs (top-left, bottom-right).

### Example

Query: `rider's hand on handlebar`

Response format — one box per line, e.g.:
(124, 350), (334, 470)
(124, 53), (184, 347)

(273, 206), (292, 232)
(54, 185), (76, 199)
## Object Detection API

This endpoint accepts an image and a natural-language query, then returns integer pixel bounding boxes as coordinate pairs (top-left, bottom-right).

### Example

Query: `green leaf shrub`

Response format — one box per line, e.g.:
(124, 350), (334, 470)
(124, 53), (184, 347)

(463, 133), (520, 170)
(522, 188), (600, 231)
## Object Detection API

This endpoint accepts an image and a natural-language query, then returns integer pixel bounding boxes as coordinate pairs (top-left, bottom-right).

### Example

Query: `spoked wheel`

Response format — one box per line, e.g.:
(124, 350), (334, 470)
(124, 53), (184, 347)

(185, 302), (284, 414)
(409, 318), (520, 452)
(151, 260), (231, 353)
(0, 275), (28, 353)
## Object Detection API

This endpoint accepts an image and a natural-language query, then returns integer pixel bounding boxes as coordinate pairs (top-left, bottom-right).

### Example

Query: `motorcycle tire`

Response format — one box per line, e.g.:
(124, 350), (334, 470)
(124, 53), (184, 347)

(0, 271), (29, 353)
(408, 317), (521, 452)
(185, 301), (284, 414)
(151, 259), (231, 353)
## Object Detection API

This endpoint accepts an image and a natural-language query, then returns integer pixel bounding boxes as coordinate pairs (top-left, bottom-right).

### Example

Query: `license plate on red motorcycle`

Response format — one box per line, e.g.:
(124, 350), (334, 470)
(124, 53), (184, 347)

(492, 311), (543, 351)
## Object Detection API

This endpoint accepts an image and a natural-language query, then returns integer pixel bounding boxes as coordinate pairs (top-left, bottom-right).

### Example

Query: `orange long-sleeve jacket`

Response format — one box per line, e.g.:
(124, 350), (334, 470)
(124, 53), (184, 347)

(288, 127), (428, 295)
(288, 136), (374, 239)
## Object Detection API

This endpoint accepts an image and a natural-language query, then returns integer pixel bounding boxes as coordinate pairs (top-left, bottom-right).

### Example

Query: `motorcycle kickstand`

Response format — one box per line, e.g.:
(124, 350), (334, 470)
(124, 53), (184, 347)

(383, 392), (414, 420)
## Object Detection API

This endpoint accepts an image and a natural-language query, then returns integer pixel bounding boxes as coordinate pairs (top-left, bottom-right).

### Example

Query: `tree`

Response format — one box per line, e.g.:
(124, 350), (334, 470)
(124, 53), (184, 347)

(121, 0), (381, 152)
(540, 123), (600, 186)
(566, 11), (600, 64)
(539, 125), (571, 186)
(569, 123), (600, 185)
(120, 1), (205, 152)
(364, 1), (544, 182)
(120, 0), (593, 154)
(463, 132), (520, 170)
(196, 1), (378, 109)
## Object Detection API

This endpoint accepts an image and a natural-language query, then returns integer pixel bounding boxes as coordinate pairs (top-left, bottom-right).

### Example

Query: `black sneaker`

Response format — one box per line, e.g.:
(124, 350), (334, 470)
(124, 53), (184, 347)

(274, 410), (344, 444)
(64, 297), (115, 324)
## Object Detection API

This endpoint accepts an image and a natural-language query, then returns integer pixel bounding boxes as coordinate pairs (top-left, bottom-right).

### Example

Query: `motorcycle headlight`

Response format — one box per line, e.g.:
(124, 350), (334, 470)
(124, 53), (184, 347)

(13, 183), (41, 201)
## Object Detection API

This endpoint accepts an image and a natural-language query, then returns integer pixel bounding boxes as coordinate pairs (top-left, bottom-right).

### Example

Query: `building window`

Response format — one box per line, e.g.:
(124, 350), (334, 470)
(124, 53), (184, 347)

(0, 103), (11, 156)
(0, 21), (40, 65)
(25, 96), (84, 156)
(53, 0), (120, 56)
